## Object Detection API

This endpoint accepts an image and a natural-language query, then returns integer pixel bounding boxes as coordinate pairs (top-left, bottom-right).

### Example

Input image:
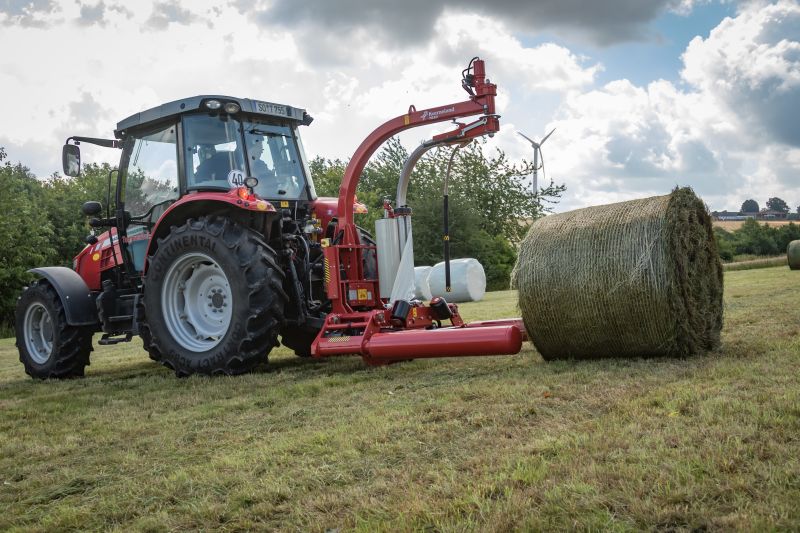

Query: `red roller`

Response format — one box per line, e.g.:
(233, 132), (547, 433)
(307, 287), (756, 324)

(466, 318), (528, 341)
(366, 325), (522, 362)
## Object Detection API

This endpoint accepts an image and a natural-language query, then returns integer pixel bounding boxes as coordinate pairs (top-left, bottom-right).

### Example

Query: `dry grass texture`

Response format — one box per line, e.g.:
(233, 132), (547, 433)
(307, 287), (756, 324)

(724, 256), (788, 271)
(713, 219), (794, 231)
(1, 272), (799, 530)
(514, 188), (723, 360)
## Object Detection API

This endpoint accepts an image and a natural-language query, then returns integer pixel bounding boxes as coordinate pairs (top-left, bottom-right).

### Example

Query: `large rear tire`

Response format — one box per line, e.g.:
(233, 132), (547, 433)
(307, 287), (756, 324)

(140, 216), (287, 376)
(15, 281), (93, 379)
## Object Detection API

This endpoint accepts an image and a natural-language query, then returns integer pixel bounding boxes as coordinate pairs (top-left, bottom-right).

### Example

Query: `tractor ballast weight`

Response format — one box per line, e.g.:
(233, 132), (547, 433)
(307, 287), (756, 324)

(14, 57), (526, 379)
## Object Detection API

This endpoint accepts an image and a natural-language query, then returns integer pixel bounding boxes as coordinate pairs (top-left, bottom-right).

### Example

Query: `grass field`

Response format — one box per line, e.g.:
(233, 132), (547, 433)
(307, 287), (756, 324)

(723, 256), (788, 271)
(713, 219), (795, 231)
(1, 268), (799, 531)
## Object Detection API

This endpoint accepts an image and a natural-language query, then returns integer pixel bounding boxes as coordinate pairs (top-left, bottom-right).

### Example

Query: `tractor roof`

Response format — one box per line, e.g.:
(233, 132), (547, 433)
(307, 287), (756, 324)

(114, 95), (312, 138)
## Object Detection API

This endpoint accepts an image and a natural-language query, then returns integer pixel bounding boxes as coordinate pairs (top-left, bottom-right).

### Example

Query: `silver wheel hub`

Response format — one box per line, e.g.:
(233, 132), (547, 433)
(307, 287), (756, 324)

(24, 302), (54, 364)
(162, 252), (233, 352)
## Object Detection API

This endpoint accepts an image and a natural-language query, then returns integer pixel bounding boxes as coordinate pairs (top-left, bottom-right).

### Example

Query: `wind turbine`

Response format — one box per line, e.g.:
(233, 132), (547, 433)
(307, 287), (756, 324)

(518, 128), (555, 193)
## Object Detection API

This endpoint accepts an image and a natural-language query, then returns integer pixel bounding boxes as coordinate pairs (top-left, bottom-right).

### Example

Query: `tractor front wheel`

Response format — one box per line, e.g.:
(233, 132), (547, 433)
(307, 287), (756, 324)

(141, 216), (287, 376)
(15, 281), (93, 379)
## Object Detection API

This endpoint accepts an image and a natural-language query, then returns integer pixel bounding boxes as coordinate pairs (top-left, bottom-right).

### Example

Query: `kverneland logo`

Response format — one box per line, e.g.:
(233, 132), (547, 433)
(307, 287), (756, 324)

(421, 107), (455, 120)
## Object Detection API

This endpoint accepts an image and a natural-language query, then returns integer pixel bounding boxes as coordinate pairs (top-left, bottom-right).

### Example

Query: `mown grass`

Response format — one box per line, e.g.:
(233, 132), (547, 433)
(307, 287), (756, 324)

(723, 256), (788, 271)
(1, 268), (799, 531)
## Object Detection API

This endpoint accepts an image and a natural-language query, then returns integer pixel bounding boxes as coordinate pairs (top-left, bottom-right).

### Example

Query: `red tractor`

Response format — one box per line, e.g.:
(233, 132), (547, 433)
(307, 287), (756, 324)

(15, 57), (525, 379)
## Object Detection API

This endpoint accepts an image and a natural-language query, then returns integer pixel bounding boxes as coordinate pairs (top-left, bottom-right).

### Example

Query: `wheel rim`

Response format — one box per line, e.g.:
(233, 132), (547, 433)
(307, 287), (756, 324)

(24, 302), (54, 364)
(161, 252), (233, 353)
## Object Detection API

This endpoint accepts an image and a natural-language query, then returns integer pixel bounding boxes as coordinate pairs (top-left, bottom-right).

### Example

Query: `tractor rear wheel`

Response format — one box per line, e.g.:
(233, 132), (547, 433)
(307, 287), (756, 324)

(141, 216), (287, 376)
(15, 281), (93, 379)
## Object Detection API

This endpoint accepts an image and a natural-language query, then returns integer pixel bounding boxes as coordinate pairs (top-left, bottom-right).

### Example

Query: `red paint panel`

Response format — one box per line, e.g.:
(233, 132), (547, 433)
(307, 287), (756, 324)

(366, 325), (522, 360)
(466, 318), (528, 341)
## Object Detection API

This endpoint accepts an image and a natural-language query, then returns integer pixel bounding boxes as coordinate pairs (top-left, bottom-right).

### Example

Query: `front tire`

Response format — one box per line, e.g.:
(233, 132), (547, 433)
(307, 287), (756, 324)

(15, 281), (93, 379)
(141, 216), (287, 376)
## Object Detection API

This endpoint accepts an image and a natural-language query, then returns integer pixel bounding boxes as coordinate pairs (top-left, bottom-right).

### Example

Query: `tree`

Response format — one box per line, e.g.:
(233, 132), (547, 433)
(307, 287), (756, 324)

(309, 137), (565, 289)
(734, 218), (779, 255)
(740, 199), (759, 213)
(308, 156), (347, 198)
(766, 197), (790, 214)
(414, 141), (565, 243)
(776, 222), (800, 251)
(41, 163), (116, 265)
(0, 150), (56, 327)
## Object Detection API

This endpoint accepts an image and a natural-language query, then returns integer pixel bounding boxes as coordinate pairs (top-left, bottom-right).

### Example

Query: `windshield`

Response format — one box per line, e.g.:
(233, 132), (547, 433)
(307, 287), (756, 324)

(184, 114), (247, 191)
(243, 121), (307, 200)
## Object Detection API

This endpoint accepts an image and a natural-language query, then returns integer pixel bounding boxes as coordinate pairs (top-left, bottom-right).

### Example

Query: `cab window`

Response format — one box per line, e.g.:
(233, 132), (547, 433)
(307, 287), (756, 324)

(183, 114), (246, 190)
(123, 122), (179, 220)
(121, 121), (179, 272)
(243, 121), (308, 200)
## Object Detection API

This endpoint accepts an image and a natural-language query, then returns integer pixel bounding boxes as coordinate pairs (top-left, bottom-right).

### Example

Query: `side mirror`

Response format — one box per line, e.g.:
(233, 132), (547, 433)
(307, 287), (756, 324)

(82, 201), (102, 216)
(63, 144), (81, 177)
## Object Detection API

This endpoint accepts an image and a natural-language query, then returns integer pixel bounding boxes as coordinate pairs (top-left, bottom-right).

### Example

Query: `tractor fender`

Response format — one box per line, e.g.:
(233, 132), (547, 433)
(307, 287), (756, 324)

(28, 267), (98, 326)
(145, 192), (278, 265)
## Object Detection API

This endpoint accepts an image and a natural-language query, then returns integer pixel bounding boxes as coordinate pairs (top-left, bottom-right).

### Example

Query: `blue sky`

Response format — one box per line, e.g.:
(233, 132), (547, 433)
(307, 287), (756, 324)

(518, 2), (739, 86)
(0, 0), (798, 212)
(595, 2), (739, 86)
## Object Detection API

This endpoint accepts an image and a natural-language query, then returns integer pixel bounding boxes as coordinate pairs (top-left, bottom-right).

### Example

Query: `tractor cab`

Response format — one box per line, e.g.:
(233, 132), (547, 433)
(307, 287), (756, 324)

(107, 96), (315, 274)
(116, 96), (315, 212)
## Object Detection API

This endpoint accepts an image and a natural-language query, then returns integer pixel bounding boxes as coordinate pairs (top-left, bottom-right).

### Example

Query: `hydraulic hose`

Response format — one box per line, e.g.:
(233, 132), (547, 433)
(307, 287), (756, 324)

(443, 143), (468, 293)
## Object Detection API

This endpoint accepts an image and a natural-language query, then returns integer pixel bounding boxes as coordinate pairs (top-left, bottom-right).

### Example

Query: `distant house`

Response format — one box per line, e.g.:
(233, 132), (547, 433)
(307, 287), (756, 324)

(712, 210), (748, 221)
(711, 209), (792, 222)
(757, 209), (788, 220)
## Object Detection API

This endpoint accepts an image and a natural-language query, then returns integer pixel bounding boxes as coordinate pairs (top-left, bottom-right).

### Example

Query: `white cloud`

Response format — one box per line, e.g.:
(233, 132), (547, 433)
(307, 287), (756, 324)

(0, 0), (798, 216)
(544, 0), (800, 211)
(681, 0), (800, 146)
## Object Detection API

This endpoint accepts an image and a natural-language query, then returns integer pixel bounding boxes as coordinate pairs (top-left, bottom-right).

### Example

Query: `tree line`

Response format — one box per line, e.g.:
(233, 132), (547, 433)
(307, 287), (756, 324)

(0, 141), (562, 332)
(714, 219), (800, 260)
(738, 197), (799, 216)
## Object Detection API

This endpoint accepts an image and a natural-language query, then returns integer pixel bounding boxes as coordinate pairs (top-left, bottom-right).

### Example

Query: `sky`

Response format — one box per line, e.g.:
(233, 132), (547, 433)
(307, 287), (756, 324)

(1, 0), (799, 213)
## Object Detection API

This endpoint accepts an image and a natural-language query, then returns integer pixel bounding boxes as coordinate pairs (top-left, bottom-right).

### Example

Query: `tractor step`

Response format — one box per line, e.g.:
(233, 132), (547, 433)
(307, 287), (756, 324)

(99, 333), (133, 345)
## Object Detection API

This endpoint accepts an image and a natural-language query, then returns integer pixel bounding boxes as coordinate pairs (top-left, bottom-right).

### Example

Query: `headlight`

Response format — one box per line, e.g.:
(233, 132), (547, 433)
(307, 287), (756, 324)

(205, 99), (222, 110)
(224, 102), (241, 114)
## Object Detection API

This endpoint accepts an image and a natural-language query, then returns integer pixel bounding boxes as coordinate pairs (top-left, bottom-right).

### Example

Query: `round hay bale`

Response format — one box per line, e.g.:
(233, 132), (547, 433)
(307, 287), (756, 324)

(514, 188), (723, 360)
(788, 240), (800, 270)
(429, 258), (486, 303)
(414, 266), (433, 300)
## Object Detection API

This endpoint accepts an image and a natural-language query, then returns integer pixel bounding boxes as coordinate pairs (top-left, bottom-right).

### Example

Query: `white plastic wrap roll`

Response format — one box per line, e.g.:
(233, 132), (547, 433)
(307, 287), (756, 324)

(413, 266), (433, 301)
(389, 222), (415, 303)
(429, 258), (486, 302)
(375, 218), (400, 299)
